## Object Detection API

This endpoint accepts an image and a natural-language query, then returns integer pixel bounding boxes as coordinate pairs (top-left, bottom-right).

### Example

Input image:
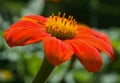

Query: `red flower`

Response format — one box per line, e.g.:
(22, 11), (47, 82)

(3, 13), (114, 72)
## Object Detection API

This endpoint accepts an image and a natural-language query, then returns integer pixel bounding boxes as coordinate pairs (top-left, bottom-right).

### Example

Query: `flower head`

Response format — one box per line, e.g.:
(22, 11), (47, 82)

(3, 13), (114, 72)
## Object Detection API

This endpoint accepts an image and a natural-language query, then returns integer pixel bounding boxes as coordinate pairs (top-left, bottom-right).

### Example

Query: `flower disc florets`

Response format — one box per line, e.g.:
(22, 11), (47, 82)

(45, 12), (78, 40)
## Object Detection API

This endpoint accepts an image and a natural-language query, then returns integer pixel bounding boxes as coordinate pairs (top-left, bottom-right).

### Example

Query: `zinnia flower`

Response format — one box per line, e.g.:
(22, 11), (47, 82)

(3, 13), (114, 72)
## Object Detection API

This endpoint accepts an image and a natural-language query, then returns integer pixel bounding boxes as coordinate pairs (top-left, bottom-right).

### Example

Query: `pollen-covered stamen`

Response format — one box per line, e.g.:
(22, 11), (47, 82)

(45, 13), (78, 40)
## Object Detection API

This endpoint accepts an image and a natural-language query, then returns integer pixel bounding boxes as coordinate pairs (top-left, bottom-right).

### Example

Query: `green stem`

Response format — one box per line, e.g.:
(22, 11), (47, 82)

(32, 57), (55, 83)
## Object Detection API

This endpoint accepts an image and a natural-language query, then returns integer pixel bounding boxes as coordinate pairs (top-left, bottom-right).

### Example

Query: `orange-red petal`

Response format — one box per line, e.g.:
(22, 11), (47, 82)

(3, 20), (49, 47)
(75, 34), (114, 62)
(77, 27), (110, 43)
(66, 39), (102, 72)
(20, 15), (47, 30)
(43, 37), (73, 66)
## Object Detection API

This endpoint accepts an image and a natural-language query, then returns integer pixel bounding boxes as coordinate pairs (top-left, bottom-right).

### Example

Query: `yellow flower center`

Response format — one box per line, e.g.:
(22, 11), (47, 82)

(45, 13), (78, 40)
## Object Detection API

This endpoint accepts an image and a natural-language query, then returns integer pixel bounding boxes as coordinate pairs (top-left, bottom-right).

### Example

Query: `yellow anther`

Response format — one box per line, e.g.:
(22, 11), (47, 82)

(58, 12), (61, 16)
(46, 13), (78, 40)
(63, 13), (66, 18)
(52, 13), (54, 17)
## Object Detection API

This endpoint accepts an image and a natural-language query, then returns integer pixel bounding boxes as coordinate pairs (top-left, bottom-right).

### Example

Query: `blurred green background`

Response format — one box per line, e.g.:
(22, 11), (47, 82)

(0, 0), (120, 83)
